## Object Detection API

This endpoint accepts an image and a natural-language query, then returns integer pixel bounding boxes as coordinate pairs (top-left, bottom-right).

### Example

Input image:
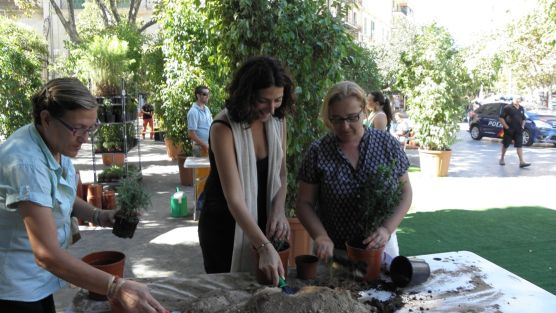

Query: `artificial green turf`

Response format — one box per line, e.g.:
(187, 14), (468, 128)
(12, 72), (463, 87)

(397, 206), (556, 295)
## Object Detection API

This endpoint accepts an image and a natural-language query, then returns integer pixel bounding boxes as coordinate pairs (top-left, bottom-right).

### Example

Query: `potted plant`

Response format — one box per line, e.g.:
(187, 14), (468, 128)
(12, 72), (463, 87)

(396, 24), (470, 176)
(346, 161), (404, 282)
(112, 177), (151, 239)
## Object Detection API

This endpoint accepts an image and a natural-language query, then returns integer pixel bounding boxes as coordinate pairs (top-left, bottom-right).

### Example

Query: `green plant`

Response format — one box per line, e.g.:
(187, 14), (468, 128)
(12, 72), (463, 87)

(356, 161), (403, 241)
(116, 177), (151, 218)
(396, 24), (470, 151)
(0, 17), (47, 138)
(82, 34), (134, 96)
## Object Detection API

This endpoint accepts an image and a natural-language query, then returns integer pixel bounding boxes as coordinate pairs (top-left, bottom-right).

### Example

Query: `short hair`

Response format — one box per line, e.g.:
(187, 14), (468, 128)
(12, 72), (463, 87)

(225, 56), (295, 124)
(32, 78), (98, 125)
(195, 85), (208, 96)
(320, 81), (366, 130)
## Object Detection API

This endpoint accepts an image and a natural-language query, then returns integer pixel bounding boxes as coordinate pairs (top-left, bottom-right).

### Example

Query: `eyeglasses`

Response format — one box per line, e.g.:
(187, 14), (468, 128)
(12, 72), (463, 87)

(199, 92), (209, 96)
(54, 116), (100, 137)
(329, 109), (363, 125)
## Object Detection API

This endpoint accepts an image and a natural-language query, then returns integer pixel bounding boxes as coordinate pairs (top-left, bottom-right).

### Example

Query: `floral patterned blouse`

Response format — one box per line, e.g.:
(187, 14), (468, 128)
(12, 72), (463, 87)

(297, 127), (409, 249)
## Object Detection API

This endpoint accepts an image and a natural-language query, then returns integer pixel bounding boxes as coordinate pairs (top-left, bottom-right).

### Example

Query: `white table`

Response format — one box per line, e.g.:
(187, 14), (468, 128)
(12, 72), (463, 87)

(183, 156), (210, 220)
(393, 251), (556, 312)
(67, 251), (556, 312)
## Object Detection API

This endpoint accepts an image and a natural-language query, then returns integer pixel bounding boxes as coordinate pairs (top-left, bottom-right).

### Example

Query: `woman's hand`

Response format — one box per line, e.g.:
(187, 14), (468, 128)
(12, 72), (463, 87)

(266, 214), (290, 241)
(363, 226), (390, 249)
(258, 244), (284, 286)
(314, 235), (334, 261)
(100, 209), (117, 227)
(112, 280), (166, 313)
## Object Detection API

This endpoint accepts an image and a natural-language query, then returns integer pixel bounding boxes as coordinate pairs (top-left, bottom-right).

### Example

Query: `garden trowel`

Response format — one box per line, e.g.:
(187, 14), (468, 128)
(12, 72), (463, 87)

(278, 277), (299, 294)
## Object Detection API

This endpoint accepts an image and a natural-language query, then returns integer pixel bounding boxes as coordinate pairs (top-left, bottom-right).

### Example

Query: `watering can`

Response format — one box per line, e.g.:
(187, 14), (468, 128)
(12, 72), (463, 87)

(170, 187), (188, 217)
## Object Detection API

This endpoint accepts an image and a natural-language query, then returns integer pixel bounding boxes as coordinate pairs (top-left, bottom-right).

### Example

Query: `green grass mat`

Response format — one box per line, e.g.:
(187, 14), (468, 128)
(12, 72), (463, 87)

(398, 206), (556, 295)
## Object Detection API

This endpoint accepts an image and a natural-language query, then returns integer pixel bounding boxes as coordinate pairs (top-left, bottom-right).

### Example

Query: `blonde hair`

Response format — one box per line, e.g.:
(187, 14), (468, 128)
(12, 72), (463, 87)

(320, 81), (366, 130)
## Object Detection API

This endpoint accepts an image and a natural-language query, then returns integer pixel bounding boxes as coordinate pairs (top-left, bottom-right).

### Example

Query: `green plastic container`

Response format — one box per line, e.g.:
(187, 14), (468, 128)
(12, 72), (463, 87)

(170, 187), (188, 217)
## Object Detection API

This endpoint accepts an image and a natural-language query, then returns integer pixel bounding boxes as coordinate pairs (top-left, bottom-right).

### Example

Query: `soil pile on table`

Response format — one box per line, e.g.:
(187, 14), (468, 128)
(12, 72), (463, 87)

(182, 277), (404, 313)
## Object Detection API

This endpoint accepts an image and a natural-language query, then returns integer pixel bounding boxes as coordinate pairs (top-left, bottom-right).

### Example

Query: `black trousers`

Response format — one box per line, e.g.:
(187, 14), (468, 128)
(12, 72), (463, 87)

(0, 294), (55, 313)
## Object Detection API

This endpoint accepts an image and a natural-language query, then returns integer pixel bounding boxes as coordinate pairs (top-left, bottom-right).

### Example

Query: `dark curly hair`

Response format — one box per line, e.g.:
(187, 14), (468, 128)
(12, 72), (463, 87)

(32, 77), (97, 125)
(225, 56), (295, 124)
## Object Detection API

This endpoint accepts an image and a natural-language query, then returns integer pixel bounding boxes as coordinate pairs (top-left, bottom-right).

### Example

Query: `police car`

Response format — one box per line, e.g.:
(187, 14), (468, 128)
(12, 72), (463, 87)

(468, 101), (550, 146)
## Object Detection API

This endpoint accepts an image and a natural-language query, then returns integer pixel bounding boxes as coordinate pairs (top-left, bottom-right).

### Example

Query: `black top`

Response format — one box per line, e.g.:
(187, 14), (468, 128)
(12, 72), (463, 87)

(500, 104), (525, 131)
(142, 104), (154, 119)
(198, 120), (269, 273)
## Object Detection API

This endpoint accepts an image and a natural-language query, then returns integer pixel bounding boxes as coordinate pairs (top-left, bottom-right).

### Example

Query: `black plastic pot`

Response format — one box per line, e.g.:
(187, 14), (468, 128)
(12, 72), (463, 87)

(112, 213), (139, 239)
(390, 256), (431, 287)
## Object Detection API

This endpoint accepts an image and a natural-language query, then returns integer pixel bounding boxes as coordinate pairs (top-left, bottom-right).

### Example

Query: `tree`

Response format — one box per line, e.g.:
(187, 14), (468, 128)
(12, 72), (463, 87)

(396, 24), (471, 151)
(15, 0), (157, 43)
(157, 0), (382, 210)
(0, 17), (48, 138)
(503, 5), (556, 95)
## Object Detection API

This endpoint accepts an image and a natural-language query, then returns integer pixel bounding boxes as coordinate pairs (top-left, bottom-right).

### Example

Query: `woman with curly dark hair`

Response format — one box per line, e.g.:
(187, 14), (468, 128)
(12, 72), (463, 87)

(198, 56), (295, 286)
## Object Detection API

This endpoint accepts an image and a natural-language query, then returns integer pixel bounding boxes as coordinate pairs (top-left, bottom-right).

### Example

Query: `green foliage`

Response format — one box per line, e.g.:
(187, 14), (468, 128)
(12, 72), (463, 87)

(396, 24), (469, 151)
(156, 0), (223, 153)
(0, 17), (47, 138)
(358, 161), (403, 239)
(158, 0), (382, 212)
(116, 177), (151, 217)
(84, 34), (134, 96)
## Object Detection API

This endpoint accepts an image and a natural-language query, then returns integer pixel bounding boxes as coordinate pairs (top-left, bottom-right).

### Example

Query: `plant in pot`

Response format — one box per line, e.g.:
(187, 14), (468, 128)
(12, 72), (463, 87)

(113, 177), (150, 239)
(396, 24), (470, 177)
(346, 161), (404, 282)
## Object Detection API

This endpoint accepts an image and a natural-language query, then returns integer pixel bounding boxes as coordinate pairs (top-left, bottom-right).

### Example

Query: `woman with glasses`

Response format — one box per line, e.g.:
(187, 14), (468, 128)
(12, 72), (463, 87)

(295, 81), (412, 262)
(0, 78), (165, 313)
(198, 56), (295, 286)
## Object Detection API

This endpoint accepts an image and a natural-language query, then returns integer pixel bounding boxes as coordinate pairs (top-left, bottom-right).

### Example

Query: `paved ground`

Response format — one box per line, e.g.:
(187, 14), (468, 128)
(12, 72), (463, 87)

(53, 125), (556, 312)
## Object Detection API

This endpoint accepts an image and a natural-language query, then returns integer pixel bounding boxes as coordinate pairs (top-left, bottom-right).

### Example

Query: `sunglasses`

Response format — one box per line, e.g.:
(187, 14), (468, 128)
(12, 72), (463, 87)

(55, 116), (100, 137)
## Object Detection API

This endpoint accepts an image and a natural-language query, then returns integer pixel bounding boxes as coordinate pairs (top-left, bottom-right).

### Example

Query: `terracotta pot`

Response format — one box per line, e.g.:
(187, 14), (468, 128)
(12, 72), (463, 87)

(102, 190), (116, 210)
(112, 213), (139, 239)
(255, 241), (290, 285)
(345, 240), (384, 282)
(87, 184), (103, 209)
(82, 251), (125, 300)
(102, 153), (125, 167)
(295, 254), (319, 280)
(164, 138), (182, 161)
(287, 217), (313, 268)
(177, 154), (193, 186)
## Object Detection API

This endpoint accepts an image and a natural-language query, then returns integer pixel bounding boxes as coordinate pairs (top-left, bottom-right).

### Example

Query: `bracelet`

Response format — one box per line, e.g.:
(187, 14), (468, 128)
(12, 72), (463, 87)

(255, 241), (271, 253)
(107, 276), (126, 300)
(106, 275), (115, 297)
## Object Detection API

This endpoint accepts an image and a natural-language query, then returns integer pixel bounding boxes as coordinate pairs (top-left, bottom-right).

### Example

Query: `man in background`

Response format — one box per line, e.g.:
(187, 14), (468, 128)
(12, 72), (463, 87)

(141, 100), (154, 139)
(187, 86), (212, 157)
(498, 96), (530, 168)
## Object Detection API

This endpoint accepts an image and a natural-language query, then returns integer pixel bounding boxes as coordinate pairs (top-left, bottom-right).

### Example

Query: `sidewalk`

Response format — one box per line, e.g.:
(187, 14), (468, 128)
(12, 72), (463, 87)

(55, 139), (204, 312)
(54, 133), (556, 312)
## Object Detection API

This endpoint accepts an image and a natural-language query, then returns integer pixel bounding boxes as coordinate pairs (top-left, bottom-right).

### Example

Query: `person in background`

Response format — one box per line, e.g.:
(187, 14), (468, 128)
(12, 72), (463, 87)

(187, 86), (213, 156)
(498, 96), (531, 168)
(364, 91), (393, 131)
(390, 111), (412, 149)
(295, 81), (412, 261)
(141, 100), (154, 139)
(198, 56), (295, 286)
(0, 78), (165, 313)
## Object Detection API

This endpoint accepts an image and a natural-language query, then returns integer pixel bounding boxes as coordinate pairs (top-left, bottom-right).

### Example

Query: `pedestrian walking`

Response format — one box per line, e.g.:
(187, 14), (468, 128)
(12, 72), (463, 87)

(498, 96), (530, 168)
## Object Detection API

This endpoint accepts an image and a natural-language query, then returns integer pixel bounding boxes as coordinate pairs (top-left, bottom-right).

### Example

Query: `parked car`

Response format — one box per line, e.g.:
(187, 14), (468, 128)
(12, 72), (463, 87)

(468, 102), (556, 146)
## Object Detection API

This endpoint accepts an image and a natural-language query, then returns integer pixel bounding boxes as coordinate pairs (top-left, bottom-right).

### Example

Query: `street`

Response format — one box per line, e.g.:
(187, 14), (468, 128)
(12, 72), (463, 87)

(406, 124), (556, 212)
